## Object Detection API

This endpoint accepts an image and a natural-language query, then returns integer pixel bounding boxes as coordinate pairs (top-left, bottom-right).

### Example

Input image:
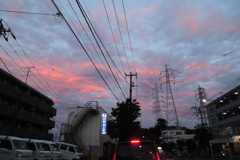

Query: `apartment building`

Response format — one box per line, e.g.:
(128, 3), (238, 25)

(205, 85), (240, 154)
(0, 68), (56, 140)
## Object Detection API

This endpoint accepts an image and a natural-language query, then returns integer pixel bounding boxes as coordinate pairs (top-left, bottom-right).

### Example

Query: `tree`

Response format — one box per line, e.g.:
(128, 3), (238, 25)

(107, 98), (141, 141)
(155, 118), (167, 131)
(194, 124), (213, 156)
(154, 118), (168, 145)
(185, 139), (197, 157)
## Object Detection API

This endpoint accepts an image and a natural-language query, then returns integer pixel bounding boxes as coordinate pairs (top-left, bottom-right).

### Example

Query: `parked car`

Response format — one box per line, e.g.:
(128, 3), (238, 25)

(24, 139), (51, 160)
(0, 135), (33, 160)
(39, 140), (63, 160)
(112, 139), (162, 160)
(56, 142), (83, 160)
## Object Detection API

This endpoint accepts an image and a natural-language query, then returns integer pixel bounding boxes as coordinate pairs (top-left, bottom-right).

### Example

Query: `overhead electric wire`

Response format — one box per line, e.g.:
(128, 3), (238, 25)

(102, 0), (125, 75)
(181, 109), (195, 126)
(64, 0), (126, 101)
(3, 37), (69, 110)
(66, 0), (121, 93)
(2, 18), (72, 109)
(2, 42), (70, 109)
(0, 45), (27, 76)
(101, 0), (130, 97)
(51, 0), (120, 102)
(14, 39), (71, 108)
(111, 0), (131, 72)
(0, 9), (56, 16)
(121, 0), (137, 73)
(179, 48), (240, 75)
(120, 0), (138, 100)
(185, 116), (197, 128)
(75, 0), (127, 100)
(0, 57), (12, 74)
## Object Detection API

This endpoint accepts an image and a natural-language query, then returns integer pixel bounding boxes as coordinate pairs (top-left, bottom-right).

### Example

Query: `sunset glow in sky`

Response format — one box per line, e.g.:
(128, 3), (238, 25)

(0, 0), (240, 135)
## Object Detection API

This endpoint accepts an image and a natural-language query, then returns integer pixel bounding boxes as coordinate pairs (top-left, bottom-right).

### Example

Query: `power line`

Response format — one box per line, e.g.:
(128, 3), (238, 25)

(14, 39), (71, 108)
(0, 9), (56, 16)
(102, 0), (125, 75)
(121, 0), (136, 73)
(0, 57), (12, 74)
(1, 18), (72, 109)
(75, 0), (127, 100)
(67, 0), (124, 94)
(51, 0), (121, 102)
(111, 0), (131, 72)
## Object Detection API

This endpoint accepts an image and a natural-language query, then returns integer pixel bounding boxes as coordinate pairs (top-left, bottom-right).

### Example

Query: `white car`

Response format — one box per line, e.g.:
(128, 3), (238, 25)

(39, 140), (63, 160)
(0, 135), (33, 160)
(24, 139), (51, 160)
(56, 142), (83, 160)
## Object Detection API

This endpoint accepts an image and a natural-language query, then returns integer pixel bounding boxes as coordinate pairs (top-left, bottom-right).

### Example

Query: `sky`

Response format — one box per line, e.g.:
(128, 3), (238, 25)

(0, 0), (240, 137)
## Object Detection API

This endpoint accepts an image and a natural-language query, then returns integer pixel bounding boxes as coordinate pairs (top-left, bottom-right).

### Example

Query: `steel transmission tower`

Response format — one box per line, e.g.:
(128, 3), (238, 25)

(152, 84), (164, 119)
(159, 64), (180, 130)
(195, 85), (208, 127)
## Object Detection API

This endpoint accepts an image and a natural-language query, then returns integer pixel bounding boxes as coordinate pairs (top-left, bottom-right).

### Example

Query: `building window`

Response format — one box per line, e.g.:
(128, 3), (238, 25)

(226, 127), (233, 135)
(238, 126), (240, 133)
(212, 118), (216, 124)
(233, 126), (239, 134)
(210, 108), (214, 113)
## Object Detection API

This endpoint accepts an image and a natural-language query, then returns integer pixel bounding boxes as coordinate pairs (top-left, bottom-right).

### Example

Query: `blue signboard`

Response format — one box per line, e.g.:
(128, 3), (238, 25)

(102, 113), (107, 134)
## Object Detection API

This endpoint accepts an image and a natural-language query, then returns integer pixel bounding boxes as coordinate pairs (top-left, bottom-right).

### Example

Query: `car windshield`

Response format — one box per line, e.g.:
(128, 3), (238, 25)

(50, 144), (60, 151)
(116, 141), (157, 160)
(36, 142), (50, 151)
(12, 140), (29, 150)
(75, 146), (80, 153)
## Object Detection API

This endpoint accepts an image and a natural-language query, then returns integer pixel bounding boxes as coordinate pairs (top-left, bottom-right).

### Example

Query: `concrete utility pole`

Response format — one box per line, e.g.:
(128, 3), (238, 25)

(125, 72), (137, 103)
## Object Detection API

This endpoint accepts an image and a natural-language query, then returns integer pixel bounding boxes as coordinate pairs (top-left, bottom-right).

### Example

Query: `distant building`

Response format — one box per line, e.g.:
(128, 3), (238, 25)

(60, 101), (115, 160)
(205, 85), (240, 154)
(160, 129), (194, 143)
(0, 68), (56, 140)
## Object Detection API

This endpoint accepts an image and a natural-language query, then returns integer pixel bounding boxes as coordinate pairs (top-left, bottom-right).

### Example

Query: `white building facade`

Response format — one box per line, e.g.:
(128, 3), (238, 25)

(160, 130), (194, 143)
(60, 101), (115, 160)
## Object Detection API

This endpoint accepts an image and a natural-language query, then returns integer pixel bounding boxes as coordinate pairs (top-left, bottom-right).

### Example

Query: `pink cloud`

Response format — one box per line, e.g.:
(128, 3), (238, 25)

(7, 2), (26, 20)
(142, 4), (160, 15)
(175, 6), (235, 38)
(186, 62), (206, 71)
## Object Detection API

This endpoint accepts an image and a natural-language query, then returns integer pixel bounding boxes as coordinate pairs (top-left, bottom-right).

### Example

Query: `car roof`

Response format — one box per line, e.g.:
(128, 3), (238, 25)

(23, 138), (46, 143)
(0, 135), (25, 140)
(56, 142), (78, 147)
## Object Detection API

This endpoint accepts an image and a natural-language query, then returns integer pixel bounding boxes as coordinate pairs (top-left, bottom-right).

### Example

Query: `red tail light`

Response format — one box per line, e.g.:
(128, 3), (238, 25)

(112, 153), (116, 160)
(156, 152), (161, 160)
(130, 139), (140, 144)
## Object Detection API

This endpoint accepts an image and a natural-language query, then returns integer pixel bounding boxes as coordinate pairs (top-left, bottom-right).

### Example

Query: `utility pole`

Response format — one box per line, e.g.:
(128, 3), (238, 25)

(125, 72), (137, 103)
(0, 18), (16, 41)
